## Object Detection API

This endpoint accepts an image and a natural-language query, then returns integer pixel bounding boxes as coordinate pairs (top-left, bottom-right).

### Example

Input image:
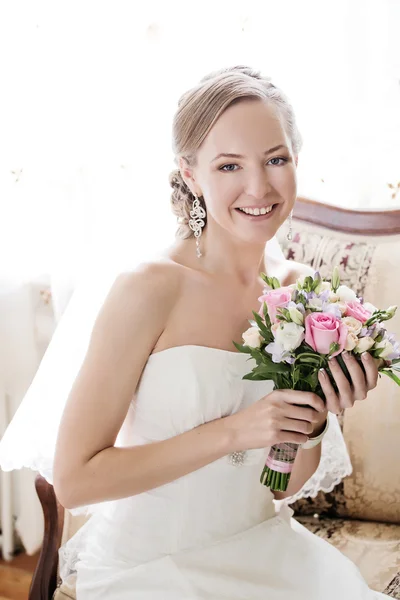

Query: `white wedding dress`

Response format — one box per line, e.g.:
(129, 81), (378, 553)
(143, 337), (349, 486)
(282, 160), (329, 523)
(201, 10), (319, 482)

(57, 345), (388, 599)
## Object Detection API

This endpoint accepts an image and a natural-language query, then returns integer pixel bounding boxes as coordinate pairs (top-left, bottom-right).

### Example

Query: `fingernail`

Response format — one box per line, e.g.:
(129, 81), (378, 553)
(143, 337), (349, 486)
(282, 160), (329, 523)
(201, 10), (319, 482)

(343, 351), (350, 361)
(361, 352), (370, 361)
(319, 368), (326, 378)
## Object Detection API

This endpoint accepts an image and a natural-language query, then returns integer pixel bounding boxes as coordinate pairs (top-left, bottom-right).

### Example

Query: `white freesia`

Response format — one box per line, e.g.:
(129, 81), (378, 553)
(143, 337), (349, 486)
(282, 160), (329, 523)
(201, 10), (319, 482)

(354, 336), (375, 354)
(242, 326), (262, 348)
(308, 298), (323, 310)
(345, 332), (359, 351)
(288, 306), (304, 325)
(337, 285), (358, 303)
(342, 316), (363, 335)
(329, 292), (340, 302)
(337, 302), (348, 315)
(320, 281), (331, 292)
(274, 322), (305, 351)
(374, 339), (394, 359)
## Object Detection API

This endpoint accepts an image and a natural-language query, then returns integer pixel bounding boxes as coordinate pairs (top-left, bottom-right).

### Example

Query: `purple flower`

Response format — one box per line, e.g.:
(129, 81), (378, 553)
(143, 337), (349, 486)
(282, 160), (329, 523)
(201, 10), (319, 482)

(288, 301), (306, 315)
(265, 341), (294, 364)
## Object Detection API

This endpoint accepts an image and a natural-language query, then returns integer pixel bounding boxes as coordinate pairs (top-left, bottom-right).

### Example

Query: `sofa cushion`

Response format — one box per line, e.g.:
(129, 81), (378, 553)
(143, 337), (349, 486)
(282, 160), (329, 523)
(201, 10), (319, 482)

(295, 515), (400, 596)
(278, 220), (400, 523)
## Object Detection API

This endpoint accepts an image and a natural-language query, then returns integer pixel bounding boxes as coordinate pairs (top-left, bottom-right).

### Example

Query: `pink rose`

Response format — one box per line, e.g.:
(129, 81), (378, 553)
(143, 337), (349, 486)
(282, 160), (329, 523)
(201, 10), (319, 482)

(258, 287), (292, 323)
(305, 313), (348, 356)
(345, 301), (371, 324)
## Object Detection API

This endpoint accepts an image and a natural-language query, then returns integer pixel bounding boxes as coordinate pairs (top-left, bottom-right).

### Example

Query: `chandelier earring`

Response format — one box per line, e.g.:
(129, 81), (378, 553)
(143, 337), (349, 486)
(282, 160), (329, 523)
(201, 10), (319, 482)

(189, 193), (206, 258)
(287, 210), (293, 241)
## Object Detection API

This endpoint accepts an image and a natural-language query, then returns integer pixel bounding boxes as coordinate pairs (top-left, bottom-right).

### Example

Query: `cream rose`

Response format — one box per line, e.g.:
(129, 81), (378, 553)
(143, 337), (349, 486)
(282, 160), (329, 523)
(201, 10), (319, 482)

(274, 322), (305, 351)
(345, 332), (359, 351)
(354, 336), (375, 354)
(342, 316), (363, 335)
(242, 326), (262, 348)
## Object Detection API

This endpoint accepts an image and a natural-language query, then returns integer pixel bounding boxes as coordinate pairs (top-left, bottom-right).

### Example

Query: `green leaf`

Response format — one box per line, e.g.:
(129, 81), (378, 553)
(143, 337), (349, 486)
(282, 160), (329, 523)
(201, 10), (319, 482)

(232, 341), (253, 354)
(260, 274), (281, 289)
(251, 310), (273, 342)
(262, 302), (271, 327)
(381, 370), (400, 387)
(303, 370), (319, 389)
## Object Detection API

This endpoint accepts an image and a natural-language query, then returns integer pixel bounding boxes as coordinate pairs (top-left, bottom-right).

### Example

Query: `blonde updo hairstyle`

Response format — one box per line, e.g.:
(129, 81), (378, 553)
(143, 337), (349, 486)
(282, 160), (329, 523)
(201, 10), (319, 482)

(170, 66), (303, 239)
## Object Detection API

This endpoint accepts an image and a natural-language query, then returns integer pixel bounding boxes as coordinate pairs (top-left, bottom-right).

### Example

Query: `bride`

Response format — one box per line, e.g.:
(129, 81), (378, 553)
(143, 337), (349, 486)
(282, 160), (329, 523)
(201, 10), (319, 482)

(0, 66), (388, 599)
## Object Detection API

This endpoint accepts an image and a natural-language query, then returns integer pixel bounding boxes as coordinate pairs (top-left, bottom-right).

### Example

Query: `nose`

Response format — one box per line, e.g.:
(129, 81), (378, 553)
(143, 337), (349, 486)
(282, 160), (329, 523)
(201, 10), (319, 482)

(244, 166), (272, 201)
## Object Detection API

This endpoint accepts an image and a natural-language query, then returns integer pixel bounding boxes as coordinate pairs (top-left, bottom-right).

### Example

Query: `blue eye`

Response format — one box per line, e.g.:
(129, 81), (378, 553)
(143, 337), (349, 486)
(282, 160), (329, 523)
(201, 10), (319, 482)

(219, 164), (239, 172)
(268, 157), (288, 166)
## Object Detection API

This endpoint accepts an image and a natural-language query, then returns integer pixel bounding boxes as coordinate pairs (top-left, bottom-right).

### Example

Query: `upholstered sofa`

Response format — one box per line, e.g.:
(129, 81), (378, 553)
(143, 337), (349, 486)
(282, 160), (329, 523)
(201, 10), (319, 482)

(29, 197), (400, 599)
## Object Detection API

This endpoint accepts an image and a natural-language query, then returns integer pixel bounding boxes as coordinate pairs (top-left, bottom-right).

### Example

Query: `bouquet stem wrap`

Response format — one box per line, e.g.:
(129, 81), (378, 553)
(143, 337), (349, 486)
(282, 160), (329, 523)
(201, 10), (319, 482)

(260, 442), (298, 491)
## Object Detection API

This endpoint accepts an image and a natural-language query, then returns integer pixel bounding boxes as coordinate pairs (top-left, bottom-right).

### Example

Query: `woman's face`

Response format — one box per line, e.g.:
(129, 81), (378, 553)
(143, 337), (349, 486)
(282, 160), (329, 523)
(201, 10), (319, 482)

(187, 99), (297, 245)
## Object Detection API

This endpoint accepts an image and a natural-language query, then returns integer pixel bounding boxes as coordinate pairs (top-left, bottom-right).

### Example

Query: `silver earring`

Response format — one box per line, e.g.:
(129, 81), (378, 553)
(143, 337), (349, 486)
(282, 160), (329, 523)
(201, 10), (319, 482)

(287, 210), (293, 241)
(189, 194), (206, 258)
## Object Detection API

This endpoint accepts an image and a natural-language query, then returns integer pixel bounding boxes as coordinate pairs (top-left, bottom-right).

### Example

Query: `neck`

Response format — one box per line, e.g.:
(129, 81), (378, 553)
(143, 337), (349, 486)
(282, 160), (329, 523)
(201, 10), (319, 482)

(174, 223), (271, 286)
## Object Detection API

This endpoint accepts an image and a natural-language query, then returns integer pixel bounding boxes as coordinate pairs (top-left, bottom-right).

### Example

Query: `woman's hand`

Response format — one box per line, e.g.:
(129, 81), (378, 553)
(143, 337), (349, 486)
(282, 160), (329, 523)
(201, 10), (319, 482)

(318, 350), (379, 414)
(227, 390), (326, 452)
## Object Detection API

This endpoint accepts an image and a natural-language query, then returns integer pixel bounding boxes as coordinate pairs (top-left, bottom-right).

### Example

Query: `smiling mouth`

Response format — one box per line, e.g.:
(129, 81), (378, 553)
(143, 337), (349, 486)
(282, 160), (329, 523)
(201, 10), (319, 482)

(235, 204), (279, 218)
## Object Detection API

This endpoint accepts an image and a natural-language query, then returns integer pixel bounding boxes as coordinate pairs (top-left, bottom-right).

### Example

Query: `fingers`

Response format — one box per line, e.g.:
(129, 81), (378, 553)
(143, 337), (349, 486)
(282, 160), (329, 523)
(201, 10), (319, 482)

(281, 417), (314, 435)
(327, 357), (354, 409)
(277, 389), (325, 413)
(318, 368), (342, 413)
(275, 430), (310, 445)
(341, 351), (367, 402)
(285, 404), (322, 424)
(361, 351), (379, 390)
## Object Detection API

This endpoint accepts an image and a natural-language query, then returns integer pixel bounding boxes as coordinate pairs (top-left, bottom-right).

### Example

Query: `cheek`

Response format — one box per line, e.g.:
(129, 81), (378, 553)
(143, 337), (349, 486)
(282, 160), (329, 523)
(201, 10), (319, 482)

(205, 174), (241, 210)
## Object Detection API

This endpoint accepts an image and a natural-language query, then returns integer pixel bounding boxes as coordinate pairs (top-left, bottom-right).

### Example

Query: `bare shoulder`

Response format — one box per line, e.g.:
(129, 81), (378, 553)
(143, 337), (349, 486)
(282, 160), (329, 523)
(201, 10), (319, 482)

(114, 259), (182, 307)
(91, 259), (184, 353)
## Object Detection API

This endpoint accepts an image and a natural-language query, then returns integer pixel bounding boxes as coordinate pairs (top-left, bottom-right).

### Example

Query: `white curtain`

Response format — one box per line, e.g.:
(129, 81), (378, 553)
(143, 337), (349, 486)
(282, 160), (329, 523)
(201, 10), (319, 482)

(0, 0), (399, 555)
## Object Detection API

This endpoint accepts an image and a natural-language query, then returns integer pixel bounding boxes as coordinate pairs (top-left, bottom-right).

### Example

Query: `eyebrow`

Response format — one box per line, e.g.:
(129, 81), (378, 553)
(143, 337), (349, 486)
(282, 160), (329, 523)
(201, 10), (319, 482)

(211, 145), (289, 163)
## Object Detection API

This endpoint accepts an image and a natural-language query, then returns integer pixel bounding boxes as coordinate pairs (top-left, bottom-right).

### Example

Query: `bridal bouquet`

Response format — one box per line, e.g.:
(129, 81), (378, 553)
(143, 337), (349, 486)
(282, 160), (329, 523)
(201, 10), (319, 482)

(234, 267), (400, 492)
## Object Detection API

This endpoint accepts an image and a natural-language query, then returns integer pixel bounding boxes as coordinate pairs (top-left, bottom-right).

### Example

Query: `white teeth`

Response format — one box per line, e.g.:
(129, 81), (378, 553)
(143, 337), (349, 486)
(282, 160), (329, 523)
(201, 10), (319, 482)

(238, 205), (273, 215)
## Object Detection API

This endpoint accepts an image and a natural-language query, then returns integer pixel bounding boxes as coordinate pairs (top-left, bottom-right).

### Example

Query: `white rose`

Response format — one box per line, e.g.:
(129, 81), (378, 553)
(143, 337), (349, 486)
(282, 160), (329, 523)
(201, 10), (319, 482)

(337, 285), (358, 303)
(242, 326), (262, 348)
(374, 339), (394, 359)
(342, 316), (363, 335)
(363, 302), (377, 315)
(274, 322), (305, 351)
(288, 306), (304, 325)
(345, 332), (359, 352)
(354, 336), (375, 354)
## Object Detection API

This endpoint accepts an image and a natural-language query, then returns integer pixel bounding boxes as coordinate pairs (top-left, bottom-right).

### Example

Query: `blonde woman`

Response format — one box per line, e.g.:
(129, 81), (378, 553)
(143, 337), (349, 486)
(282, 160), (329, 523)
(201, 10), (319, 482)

(0, 67), (387, 598)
